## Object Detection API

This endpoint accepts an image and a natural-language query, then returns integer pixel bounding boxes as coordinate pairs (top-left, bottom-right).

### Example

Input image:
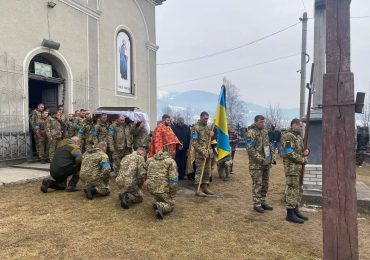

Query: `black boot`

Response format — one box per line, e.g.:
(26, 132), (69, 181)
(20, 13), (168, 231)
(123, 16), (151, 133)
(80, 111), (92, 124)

(40, 179), (51, 193)
(153, 202), (164, 220)
(262, 203), (274, 211)
(84, 186), (97, 200)
(253, 205), (265, 213)
(295, 207), (308, 221)
(119, 192), (129, 209)
(286, 208), (304, 224)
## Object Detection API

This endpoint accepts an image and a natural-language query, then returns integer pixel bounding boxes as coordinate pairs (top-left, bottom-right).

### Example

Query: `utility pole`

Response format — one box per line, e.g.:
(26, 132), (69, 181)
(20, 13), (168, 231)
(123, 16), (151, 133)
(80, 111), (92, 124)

(322, 0), (359, 259)
(299, 12), (308, 119)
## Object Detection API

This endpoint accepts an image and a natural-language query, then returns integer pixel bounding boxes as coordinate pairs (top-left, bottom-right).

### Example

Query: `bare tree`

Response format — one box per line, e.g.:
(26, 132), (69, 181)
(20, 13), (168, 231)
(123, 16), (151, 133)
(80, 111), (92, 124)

(223, 77), (246, 127)
(162, 105), (195, 125)
(264, 103), (283, 129)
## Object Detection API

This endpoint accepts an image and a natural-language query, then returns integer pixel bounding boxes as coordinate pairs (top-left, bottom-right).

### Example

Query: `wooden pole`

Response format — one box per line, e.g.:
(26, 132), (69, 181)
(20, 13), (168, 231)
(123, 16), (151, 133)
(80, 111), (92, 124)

(196, 123), (215, 194)
(299, 12), (308, 119)
(322, 0), (358, 259)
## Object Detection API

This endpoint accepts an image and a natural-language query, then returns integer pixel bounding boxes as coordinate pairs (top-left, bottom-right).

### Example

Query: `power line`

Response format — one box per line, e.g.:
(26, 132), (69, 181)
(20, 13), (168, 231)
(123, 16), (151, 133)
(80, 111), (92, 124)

(158, 53), (300, 88)
(157, 21), (301, 66)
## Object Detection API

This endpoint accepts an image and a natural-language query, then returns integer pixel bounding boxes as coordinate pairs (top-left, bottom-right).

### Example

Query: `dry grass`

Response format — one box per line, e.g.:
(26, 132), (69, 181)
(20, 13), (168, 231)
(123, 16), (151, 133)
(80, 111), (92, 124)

(0, 152), (369, 260)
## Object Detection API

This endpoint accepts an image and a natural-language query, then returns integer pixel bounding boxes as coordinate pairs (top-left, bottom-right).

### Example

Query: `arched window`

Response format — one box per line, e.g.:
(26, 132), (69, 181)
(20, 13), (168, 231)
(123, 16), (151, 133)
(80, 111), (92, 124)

(116, 30), (133, 95)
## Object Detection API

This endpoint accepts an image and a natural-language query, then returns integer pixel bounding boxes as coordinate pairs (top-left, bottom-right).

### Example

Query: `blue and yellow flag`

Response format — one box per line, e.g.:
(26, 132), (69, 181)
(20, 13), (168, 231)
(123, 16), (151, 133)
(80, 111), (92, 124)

(214, 85), (231, 160)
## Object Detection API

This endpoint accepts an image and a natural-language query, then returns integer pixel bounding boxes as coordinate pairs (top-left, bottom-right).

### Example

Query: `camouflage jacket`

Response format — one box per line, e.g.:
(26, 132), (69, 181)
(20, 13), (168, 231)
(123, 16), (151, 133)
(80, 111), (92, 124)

(30, 109), (42, 129)
(116, 151), (147, 189)
(108, 121), (134, 150)
(65, 119), (79, 138)
(46, 117), (63, 140)
(281, 128), (306, 176)
(80, 148), (111, 182)
(78, 119), (94, 143)
(191, 120), (213, 158)
(246, 124), (271, 170)
(34, 117), (48, 140)
(146, 151), (178, 194)
(133, 125), (150, 149)
(93, 120), (111, 146)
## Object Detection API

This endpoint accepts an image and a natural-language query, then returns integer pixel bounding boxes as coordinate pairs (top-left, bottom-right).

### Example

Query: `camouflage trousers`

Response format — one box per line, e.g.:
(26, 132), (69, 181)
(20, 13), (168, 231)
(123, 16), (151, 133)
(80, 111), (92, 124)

(249, 168), (270, 206)
(125, 189), (144, 204)
(152, 192), (175, 214)
(217, 159), (232, 180)
(81, 174), (110, 196)
(194, 156), (212, 185)
(285, 174), (303, 209)
(36, 138), (48, 160)
(112, 149), (131, 174)
(48, 139), (61, 161)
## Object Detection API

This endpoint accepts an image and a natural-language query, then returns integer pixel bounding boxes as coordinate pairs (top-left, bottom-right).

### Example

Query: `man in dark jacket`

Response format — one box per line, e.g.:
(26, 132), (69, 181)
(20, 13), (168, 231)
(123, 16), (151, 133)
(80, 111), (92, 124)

(40, 136), (82, 193)
(172, 117), (191, 180)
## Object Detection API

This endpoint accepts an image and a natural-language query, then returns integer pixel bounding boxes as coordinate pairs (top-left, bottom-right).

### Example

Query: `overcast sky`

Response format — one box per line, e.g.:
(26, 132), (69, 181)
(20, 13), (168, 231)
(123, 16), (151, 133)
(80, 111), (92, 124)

(156, 0), (370, 108)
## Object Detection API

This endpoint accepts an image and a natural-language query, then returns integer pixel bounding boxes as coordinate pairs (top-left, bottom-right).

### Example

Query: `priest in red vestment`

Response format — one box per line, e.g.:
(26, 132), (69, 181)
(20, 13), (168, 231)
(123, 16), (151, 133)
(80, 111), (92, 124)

(149, 114), (182, 158)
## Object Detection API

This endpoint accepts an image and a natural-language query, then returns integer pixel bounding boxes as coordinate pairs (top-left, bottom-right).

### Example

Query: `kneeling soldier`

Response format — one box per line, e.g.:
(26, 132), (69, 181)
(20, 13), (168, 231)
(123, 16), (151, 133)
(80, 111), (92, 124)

(217, 154), (233, 181)
(40, 137), (81, 193)
(116, 147), (147, 209)
(281, 118), (309, 224)
(146, 149), (179, 219)
(80, 141), (111, 199)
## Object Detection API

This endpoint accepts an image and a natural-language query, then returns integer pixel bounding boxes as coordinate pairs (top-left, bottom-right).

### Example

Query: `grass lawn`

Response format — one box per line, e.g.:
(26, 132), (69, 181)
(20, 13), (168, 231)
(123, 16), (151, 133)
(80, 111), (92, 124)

(0, 151), (369, 259)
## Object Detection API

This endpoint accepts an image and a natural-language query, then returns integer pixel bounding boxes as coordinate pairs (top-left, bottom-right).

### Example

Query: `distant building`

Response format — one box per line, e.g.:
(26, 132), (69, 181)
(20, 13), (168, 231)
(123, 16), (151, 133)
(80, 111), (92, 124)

(0, 0), (165, 164)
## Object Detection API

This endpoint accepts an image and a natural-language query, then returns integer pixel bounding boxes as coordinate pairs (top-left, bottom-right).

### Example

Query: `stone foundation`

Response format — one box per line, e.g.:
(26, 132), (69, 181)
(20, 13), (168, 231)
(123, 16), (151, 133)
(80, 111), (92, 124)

(303, 164), (322, 191)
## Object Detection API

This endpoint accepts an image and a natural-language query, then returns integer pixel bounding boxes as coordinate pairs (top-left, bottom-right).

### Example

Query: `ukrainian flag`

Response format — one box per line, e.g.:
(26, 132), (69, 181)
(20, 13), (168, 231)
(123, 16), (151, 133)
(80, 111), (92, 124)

(214, 85), (231, 160)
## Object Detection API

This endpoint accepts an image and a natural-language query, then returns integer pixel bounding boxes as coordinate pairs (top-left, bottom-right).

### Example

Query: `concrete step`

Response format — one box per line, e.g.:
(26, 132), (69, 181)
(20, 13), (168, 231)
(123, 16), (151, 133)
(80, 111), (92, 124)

(11, 162), (50, 172)
(303, 181), (370, 214)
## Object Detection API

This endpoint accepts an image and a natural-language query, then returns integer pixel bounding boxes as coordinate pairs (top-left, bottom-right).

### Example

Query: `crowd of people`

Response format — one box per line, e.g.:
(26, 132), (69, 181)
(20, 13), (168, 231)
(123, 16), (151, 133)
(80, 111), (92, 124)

(32, 103), (310, 223)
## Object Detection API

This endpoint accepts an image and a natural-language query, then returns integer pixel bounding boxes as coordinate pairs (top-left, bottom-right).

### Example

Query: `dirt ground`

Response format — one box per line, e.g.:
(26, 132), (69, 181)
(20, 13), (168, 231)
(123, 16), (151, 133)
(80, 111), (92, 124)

(0, 151), (369, 260)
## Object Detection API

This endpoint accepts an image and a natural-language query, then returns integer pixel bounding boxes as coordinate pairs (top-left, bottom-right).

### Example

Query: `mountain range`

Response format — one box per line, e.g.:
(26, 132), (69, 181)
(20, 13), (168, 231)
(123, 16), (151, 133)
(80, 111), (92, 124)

(157, 90), (299, 126)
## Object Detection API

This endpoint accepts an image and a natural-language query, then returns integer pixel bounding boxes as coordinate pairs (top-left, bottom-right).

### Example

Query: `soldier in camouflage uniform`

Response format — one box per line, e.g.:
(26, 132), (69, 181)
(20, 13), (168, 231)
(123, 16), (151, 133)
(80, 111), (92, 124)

(116, 147), (147, 209)
(92, 113), (111, 146)
(30, 103), (45, 156)
(64, 114), (78, 139)
(133, 121), (150, 151)
(40, 137), (82, 193)
(34, 110), (49, 163)
(58, 105), (67, 124)
(78, 110), (95, 153)
(191, 112), (215, 197)
(46, 111), (63, 161)
(246, 115), (274, 213)
(108, 115), (135, 175)
(217, 154), (233, 181)
(146, 149), (179, 219)
(281, 118), (309, 223)
(80, 141), (112, 199)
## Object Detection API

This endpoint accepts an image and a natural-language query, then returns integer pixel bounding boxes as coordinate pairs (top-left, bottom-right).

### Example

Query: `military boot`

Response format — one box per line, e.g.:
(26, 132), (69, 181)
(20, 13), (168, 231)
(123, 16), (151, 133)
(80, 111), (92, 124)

(195, 185), (207, 197)
(295, 207), (308, 221)
(119, 192), (129, 209)
(261, 203), (273, 211)
(40, 179), (51, 193)
(84, 186), (97, 200)
(201, 184), (214, 195)
(153, 202), (164, 220)
(286, 208), (304, 224)
(253, 205), (264, 213)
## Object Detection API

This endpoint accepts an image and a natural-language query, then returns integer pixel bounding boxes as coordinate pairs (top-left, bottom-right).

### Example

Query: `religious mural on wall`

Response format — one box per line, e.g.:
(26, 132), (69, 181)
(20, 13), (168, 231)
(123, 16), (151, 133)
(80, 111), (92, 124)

(116, 30), (132, 95)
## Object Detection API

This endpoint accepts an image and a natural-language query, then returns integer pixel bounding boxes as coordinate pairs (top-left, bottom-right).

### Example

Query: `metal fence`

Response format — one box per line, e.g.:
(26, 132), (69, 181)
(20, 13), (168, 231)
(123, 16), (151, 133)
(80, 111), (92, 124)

(0, 52), (29, 161)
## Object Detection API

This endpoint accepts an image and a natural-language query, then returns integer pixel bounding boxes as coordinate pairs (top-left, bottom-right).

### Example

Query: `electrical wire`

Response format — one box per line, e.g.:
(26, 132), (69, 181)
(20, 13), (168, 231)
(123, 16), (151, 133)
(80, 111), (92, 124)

(158, 53), (300, 88)
(157, 21), (301, 66)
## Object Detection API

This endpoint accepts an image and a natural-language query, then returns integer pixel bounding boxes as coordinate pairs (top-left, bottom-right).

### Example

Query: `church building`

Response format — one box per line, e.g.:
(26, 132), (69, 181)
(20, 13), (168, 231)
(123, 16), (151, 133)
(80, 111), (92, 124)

(0, 0), (165, 164)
